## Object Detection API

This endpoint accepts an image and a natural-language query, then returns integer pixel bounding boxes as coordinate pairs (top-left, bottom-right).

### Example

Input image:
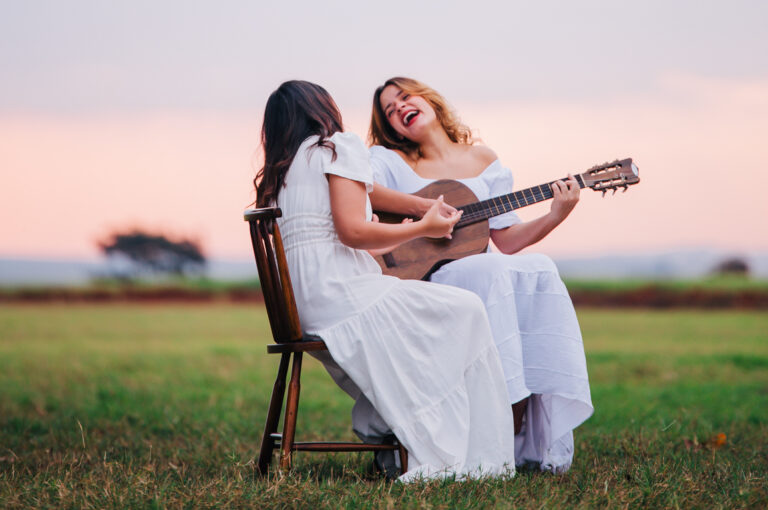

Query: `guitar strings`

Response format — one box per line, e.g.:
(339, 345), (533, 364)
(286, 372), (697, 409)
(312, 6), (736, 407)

(456, 171), (628, 226)
(457, 184), (558, 224)
(453, 173), (629, 226)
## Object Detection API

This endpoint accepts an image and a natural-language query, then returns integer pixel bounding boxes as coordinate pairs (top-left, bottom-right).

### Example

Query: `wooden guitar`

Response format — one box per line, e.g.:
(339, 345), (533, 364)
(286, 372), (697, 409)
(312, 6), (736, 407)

(374, 158), (640, 280)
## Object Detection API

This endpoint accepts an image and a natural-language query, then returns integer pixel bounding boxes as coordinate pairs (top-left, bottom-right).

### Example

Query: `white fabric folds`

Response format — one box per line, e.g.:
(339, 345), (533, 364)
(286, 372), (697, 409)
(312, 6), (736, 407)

(363, 145), (594, 473)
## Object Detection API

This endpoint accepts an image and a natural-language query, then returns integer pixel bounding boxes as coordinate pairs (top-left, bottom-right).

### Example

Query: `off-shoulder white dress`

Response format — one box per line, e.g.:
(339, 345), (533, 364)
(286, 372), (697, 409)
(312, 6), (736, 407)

(359, 145), (594, 473)
(275, 132), (518, 481)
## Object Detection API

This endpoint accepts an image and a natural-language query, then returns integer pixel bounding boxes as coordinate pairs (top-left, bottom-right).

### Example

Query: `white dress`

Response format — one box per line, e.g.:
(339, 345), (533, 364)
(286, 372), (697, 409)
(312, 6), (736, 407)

(275, 132), (518, 481)
(361, 145), (594, 473)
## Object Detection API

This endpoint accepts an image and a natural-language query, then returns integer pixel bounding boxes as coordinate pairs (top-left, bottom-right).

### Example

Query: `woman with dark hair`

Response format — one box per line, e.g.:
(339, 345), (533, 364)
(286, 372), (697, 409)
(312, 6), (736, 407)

(363, 77), (594, 474)
(255, 80), (519, 481)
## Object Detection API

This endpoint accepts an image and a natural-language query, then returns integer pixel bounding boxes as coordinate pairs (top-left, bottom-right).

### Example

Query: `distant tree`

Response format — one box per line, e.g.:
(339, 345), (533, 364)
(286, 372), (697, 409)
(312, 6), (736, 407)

(98, 230), (206, 278)
(713, 257), (750, 276)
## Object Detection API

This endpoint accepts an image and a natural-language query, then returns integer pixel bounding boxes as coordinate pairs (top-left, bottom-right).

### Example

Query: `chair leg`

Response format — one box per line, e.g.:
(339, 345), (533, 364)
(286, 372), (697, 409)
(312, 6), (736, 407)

(257, 353), (291, 475)
(397, 443), (409, 475)
(512, 396), (529, 436)
(279, 352), (303, 471)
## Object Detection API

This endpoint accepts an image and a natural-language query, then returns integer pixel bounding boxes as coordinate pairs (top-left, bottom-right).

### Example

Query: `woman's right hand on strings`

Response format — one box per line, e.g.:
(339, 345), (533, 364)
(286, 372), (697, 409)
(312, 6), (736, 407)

(419, 195), (462, 239)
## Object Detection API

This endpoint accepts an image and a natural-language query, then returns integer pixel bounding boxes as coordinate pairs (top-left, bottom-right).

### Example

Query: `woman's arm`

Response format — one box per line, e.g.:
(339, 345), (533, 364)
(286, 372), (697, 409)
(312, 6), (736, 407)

(366, 215), (415, 256)
(329, 175), (461, 250)
(369, 183), (457, 218)
(369, 183), (431, 216)
(491, 175), (580, 254)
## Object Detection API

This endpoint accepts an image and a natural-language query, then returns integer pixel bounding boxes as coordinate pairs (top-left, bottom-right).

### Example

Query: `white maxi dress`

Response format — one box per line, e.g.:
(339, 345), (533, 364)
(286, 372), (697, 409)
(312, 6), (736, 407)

(355, 146), (594, 473)
(275, 132), (518, 481)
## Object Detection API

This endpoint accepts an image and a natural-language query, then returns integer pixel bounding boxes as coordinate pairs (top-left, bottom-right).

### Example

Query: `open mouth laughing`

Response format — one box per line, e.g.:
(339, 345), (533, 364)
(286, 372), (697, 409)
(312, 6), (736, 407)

(401, 109), (420, 127)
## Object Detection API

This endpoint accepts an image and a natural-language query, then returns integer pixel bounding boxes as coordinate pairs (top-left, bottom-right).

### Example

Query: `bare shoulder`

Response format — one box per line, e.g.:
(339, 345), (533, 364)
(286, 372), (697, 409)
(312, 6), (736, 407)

(467, 144), (498, 166)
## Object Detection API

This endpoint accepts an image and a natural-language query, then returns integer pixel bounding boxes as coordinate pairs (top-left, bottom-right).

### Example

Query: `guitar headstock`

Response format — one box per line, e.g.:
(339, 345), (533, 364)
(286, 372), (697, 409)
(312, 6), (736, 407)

(581, 158), (640, 195)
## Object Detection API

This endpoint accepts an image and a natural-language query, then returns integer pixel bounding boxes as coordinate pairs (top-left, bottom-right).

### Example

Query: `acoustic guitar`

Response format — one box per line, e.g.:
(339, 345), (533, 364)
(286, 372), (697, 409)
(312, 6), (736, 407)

(374, 158), (640, 280)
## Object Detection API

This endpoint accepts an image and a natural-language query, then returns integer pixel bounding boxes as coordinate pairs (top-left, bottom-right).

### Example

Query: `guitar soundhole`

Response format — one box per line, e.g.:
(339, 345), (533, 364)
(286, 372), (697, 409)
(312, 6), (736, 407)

(382, 252), (397, 268)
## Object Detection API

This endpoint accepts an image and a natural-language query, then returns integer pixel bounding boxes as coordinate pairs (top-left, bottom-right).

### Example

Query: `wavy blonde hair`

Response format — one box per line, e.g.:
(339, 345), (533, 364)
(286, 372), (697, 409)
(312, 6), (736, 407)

(368, 77), (473, 156)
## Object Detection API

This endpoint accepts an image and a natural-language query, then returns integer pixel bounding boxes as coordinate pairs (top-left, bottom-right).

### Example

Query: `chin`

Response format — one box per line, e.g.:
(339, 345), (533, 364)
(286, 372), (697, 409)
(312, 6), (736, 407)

(404, 123), (430, 140)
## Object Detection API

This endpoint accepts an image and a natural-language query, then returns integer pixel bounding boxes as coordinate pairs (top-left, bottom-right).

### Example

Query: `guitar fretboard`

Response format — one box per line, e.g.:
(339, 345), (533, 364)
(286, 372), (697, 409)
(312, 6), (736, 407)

(456, 174), (586, 227)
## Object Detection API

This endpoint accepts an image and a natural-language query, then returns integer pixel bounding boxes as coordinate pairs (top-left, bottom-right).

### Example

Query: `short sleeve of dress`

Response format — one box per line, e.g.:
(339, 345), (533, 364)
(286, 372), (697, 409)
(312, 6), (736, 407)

(322, 132), (374, 193)
(486, 163), (523, 230)
(369, 145), (397, 188)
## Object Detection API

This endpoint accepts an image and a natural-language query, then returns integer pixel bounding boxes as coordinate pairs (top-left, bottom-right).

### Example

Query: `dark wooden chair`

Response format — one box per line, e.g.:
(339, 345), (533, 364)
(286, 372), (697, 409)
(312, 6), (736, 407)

(245, 207), (408, 475)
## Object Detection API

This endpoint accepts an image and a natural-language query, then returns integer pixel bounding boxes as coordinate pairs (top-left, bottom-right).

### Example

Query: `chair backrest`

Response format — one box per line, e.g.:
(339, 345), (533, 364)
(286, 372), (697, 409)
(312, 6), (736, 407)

(244, 207), (303, 343)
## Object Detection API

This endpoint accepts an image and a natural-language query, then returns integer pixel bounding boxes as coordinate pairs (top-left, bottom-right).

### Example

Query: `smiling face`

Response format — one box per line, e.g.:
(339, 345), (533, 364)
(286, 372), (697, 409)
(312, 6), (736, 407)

(368, 77), (473, 154)
(378, 84), (437, 141)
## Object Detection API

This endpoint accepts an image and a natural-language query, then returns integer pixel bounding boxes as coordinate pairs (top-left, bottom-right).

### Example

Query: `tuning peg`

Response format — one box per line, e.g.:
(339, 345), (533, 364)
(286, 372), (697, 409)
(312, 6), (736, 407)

(622, 185), (628, 193)
(601, 189), (607, 197)
(612, 188), (617, 195)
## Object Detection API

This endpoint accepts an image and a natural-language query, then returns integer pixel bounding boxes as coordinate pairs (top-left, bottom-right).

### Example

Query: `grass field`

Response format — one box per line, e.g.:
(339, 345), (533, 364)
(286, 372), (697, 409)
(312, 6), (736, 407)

(1, 304), (767, 508)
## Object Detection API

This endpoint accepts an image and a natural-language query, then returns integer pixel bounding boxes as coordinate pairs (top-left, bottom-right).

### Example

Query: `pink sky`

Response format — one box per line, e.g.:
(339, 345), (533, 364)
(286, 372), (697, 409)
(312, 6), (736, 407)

(1, 73), (766, 260)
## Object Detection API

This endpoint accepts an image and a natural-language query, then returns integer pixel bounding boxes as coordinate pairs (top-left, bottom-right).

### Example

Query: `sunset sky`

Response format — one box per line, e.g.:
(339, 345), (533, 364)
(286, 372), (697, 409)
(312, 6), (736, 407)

(2, 1), (767, 261)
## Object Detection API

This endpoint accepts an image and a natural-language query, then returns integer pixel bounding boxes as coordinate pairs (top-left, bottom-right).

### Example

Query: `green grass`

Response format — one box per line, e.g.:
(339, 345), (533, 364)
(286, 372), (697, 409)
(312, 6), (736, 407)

(0, 277), (261, 300)
(1, 305), (767, 508)
(563, 275), (768, 293)
(4, 274), (767, 296)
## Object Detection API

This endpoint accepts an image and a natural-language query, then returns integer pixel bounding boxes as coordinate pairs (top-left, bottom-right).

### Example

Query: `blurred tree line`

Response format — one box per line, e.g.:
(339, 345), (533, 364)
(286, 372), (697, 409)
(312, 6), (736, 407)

(98, 230), (206, 279)
(713, 257), (749, 276)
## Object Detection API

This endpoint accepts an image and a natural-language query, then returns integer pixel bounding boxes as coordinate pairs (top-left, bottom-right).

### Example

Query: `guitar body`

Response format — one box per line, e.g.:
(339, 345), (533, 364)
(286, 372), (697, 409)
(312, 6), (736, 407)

(374, 180), (490, 280)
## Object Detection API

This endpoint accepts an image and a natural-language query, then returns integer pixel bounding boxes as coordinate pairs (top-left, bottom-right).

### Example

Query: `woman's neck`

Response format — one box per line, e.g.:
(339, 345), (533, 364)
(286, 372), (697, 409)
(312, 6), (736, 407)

(411, 124), (455, 162)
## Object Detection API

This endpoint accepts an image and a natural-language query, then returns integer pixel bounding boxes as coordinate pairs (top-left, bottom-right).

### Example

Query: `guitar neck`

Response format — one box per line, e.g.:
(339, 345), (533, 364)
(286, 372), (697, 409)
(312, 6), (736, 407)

(456, 174), (586, 227)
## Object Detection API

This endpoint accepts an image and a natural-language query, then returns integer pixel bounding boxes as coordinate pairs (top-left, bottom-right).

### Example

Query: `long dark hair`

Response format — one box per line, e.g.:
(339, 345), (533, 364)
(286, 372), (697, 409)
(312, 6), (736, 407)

(255, 80), (344, 207)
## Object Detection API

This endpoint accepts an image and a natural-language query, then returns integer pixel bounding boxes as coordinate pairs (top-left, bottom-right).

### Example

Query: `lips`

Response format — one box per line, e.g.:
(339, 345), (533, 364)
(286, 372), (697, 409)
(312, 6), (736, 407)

(401, 109), (420, 127)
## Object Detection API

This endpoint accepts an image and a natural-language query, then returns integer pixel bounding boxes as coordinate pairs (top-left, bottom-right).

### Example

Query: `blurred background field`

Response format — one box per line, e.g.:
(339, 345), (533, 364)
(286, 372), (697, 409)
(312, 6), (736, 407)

(3, 275), (767, 310)
(1, 304), (766, 508)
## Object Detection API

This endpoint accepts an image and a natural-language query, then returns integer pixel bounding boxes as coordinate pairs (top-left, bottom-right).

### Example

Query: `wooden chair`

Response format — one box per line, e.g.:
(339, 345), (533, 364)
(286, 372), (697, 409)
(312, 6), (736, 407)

(245, 207), (408, 476)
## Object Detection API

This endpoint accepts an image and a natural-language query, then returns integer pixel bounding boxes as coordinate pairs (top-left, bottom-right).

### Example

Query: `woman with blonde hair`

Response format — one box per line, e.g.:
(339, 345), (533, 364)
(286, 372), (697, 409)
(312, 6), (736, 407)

(359, 76), (594, 474)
